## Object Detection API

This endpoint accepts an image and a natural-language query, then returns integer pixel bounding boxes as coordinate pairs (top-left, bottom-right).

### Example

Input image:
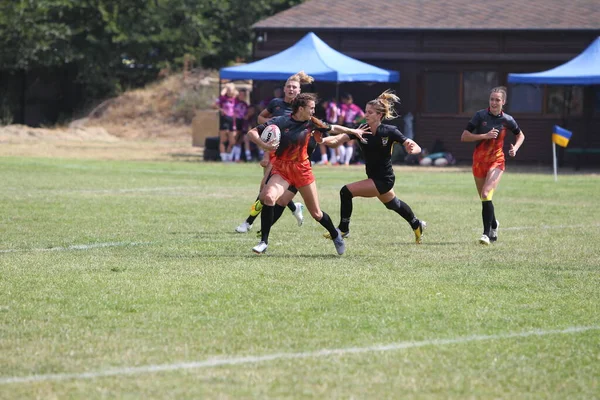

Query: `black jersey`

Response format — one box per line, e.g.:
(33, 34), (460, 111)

(266, 98), (292, 117)
(348, 123), (407, 179)
(257, 115), (319, 162)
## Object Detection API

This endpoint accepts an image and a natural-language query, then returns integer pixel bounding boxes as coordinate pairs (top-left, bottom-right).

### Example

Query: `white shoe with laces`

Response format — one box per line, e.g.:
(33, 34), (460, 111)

(292, 202), (304, 226)
(490, 220), (499, 242)
(332, 229), (346, 255)
(235, 221), (252, 233)
(479, 234), (490, 245)
(252, 241), (268, 254)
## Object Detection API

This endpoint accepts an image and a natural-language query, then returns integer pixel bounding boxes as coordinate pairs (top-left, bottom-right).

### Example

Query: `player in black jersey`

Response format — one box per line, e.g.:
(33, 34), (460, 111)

(247, 93), (371, 255)
(235, 72), (313, 234)
(320, 90), (427, 243)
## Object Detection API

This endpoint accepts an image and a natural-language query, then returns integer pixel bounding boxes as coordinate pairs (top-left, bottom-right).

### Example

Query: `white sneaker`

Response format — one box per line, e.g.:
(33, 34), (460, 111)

(292, 203), (304, 226)
(332, 229), (346, 255)
(490, 220), (499, 242)
(479, 234), (490, 245)
(235, 221), (252, 233)
(252, 241), (268, 254)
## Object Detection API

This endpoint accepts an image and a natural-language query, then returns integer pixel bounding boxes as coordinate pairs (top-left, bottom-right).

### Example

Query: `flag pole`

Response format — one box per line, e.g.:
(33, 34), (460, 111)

(552, 141), (558, 182)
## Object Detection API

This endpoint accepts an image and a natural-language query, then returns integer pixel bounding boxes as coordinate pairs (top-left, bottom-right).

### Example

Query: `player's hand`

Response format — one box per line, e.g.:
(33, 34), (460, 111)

(353, 124), (372, 144)
(259, 159), (269, 168)
(261, 141), (279, 152)
(509, 143), (517, 157)
(486, 128), (499, 140)
(403, 139), (421, 155)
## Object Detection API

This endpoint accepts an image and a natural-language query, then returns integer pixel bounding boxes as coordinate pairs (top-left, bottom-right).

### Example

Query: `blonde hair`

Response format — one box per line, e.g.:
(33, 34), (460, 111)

(221, 82), (238, 97)
(367, 90), (401, 120)
(490, 86), (507, 101)
(287, 71), (315, 86)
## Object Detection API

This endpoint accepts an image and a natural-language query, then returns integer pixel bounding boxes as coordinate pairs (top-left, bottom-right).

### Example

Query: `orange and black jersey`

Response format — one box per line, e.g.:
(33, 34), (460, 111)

(257, 116), (322, 162)
(466, 108), (521, 163)
(266, 98), (293, 117)
(347, 124), (407, 179)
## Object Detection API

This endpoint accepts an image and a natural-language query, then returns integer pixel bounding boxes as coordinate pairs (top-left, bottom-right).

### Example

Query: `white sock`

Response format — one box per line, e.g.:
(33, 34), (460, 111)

(220, 152), (227, 162)
(345, 146), (354, 164)
(330, 151), (337, 164)
(338, 146), (346, 163)
(232, 145), (241, 161)
(245, 150), (252, 160)
(321, 153), (328, 163)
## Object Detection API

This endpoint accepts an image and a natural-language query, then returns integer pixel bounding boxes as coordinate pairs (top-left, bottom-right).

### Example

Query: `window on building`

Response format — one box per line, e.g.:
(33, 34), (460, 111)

(424, 72), (459, 113)
(507, 84), (543, 113)
(463, 72), (498, 114)
(546, 86), (583, 116)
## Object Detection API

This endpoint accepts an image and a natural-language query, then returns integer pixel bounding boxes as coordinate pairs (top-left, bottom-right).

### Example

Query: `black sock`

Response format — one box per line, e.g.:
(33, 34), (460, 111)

(491, 211), (498, 229)
(272, 204), (286, 225)
(482, 201), (494, 236)
(260, 205), (274, 244)
(339, 185), (353, 232)
(384, 197), (420, 229)
(317, 211), (338, 240)
(287, 201), (296, 212)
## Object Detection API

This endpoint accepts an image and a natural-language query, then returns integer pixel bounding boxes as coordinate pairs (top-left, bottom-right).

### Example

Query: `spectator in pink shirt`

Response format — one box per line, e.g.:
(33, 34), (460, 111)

(214, 83), (238, 162)
(231, 88), (249, 162)
(339, 93), (365, 165)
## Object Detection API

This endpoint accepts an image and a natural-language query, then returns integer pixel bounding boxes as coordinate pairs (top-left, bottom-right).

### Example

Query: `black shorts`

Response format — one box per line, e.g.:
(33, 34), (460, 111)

(236, 118), (245, 132)
(371, 175), (395, 195)
(220, 115), (234, 131)
(265, 169), (298, 194)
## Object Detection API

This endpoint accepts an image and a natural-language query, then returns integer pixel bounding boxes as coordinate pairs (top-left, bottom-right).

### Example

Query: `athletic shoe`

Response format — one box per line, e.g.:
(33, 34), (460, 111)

(292, 202), (304, 226)
(490, 220), (499, 242)
(413, 220), (427, 244)
(323, 230), (350, 239)
(252, 241), (268, 254)
(332, 229), (346, 255)
(235, 221), (252, 233)
(479, 234), (490, 245)
(249, 200), (262, 217)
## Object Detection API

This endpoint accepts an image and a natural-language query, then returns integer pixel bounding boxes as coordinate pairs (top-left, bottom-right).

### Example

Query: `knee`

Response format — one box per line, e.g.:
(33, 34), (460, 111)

(310, 208), (323, 220)
(340, 185), (353, 199)
(481, 188), (494, 201)
(261, 193), (277, 206)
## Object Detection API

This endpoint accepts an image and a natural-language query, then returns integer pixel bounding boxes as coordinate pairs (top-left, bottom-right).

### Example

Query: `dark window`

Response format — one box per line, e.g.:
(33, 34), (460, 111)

(425, 72), (459, 113)
(463, 72), (498, 114)
(546, 86), (583, 116)
(507, 84), (543, 113)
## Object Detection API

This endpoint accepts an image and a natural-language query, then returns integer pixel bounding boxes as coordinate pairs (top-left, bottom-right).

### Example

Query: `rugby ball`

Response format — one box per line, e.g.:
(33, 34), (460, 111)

(261, 124), (281, 143)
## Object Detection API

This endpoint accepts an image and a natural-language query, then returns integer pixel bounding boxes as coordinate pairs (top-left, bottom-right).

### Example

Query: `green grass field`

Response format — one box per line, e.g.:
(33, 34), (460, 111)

(0, 157), (599, 399)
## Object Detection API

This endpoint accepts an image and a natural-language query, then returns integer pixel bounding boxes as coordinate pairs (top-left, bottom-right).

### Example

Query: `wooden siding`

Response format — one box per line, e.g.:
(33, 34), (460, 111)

(251, 29), (600, 166)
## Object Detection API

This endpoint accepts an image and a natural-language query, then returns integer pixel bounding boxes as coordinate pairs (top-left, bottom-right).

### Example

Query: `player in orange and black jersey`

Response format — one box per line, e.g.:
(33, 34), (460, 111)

(246, 93), (370, 255)
(235, 72), (311, 234)
(461, 86), (525, 245)
(319, 90), (427, 244)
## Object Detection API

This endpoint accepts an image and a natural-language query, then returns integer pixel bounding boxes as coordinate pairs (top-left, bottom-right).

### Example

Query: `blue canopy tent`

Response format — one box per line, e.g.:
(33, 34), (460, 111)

(220, 32), (399, 83)
(508, 36), (600, 85)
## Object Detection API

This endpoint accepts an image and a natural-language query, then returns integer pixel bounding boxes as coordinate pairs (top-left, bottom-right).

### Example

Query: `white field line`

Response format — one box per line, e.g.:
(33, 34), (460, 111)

(473, 223), (600, 232)
(0, 242), (149, 254)
(1, 325), (598, 385)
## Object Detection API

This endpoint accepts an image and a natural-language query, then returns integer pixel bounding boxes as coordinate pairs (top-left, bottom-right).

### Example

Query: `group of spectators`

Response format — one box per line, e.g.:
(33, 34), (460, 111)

(214, 84), (367, 165)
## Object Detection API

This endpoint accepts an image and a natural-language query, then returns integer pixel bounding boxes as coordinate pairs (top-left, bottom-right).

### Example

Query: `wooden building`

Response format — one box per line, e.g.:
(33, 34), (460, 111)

(251, 0), (600, 165)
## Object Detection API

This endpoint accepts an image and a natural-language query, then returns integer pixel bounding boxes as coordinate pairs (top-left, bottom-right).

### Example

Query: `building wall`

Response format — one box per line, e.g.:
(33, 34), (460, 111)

(253, 29), (600, 165)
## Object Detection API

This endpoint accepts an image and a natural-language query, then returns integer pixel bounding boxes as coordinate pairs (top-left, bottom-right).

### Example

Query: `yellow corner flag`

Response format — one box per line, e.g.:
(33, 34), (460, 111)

(552, 125), (572, 148)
